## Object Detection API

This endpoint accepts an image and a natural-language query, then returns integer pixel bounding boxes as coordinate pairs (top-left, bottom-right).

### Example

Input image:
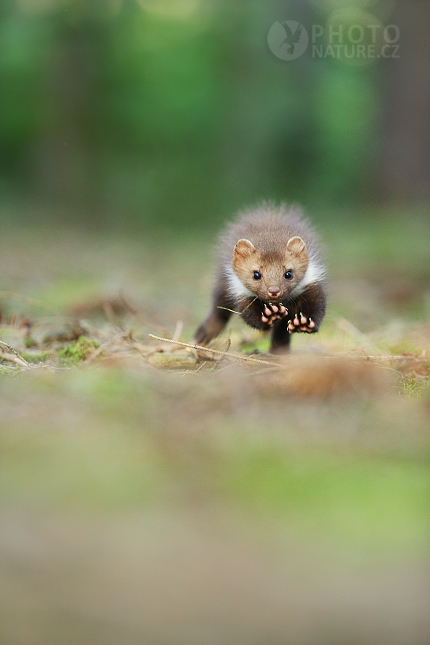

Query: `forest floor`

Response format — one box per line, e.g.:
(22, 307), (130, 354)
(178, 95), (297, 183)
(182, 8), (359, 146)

(0, 209), (429, 645)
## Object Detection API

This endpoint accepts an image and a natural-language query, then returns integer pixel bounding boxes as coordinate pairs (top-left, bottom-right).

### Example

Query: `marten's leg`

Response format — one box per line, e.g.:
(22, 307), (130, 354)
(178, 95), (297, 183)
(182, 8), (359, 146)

(240, 300), (289, 353)
(194, 284), (232, 346)
(270, 320), (291, 354)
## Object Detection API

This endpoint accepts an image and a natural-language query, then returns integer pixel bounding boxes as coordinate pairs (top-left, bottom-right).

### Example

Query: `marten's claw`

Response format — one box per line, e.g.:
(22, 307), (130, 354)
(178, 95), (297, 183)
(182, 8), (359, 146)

(262, 303), (287, 327)
(288, 314), (316, 334)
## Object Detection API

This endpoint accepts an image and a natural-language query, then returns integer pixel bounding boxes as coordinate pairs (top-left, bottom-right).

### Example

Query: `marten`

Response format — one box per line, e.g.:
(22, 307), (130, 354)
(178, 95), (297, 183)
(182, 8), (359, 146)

(194, 203), (326, 354)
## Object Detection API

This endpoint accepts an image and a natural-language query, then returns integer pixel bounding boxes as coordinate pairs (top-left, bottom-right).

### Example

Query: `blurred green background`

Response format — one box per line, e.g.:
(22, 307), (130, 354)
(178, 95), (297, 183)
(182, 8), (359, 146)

(1, 0), (429, 230)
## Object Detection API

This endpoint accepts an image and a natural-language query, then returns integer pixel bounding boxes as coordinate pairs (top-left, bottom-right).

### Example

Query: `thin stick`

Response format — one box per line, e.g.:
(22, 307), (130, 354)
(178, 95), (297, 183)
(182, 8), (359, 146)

(148, 335), (427, 369)
(0, 340), (30, 367)
(148, 334), (285, 367)
(347, 354), (429, 363)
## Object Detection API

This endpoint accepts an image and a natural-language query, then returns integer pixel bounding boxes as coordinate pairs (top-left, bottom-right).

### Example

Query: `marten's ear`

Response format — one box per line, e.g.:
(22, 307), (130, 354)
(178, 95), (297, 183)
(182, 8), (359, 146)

(286, 236), (307, 259)
(234, 239), (256, 261)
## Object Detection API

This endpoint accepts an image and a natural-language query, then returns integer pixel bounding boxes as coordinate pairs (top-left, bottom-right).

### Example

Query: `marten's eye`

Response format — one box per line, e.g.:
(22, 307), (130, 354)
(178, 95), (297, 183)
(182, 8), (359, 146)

(253, 271), (261, 280)
(284, 270), (293, 280)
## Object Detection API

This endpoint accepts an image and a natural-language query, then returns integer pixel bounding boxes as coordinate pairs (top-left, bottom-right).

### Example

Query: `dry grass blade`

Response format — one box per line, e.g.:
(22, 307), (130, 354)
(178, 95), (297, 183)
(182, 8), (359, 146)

(172, 320), (183, 342)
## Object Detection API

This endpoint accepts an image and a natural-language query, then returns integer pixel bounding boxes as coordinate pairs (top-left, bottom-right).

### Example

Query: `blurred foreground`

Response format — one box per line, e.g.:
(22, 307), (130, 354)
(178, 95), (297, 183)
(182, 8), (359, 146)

(0, 206), (429, 644)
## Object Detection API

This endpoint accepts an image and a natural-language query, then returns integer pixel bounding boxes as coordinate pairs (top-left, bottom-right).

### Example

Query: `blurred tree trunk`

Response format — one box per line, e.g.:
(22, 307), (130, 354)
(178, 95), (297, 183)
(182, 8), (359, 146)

(380, 1), (430, 201)
(32, 15), (103, 214)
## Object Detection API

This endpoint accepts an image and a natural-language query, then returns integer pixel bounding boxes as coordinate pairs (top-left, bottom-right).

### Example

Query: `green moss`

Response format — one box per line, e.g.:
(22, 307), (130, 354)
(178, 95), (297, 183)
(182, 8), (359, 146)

(23, 336), (38, 349)
(21, 351), (52, 364)
(399, 376), (429, 399)
(57, 336), (100, 365)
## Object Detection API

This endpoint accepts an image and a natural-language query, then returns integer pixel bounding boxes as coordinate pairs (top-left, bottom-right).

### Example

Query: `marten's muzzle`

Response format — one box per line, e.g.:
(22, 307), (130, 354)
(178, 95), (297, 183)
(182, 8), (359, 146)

(267, 287), (281, 298)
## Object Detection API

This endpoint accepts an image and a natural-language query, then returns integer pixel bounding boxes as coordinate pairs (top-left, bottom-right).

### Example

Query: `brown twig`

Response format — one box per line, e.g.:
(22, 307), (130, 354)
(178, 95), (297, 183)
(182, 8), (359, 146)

(0, 353), (29, 368)
(0, 340), (30, 367)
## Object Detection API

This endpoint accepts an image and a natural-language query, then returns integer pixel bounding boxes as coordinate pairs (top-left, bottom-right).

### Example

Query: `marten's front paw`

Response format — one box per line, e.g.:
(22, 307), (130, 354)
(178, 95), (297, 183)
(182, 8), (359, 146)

(261, 303), (288, 327)
(287, 313), (316, 334)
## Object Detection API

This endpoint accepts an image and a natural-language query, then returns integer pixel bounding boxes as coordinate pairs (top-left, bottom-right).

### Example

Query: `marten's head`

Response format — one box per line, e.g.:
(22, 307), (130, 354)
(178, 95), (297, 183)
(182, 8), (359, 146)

(232, 236), (309, 302)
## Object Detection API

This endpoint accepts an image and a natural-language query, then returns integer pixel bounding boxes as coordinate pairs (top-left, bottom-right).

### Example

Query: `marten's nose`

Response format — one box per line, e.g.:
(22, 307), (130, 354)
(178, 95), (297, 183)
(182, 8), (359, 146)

(268, 287), (281, 297)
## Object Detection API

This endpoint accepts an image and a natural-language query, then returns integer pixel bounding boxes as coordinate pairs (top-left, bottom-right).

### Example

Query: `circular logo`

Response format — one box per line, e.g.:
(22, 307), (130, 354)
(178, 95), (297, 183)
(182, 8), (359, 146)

(268, 21), (309, 61)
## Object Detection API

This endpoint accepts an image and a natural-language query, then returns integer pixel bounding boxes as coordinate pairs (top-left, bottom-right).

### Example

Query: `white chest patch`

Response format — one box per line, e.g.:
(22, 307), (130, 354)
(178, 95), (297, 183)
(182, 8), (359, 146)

(290, 259), (325, 298)
(226, 268), (254, 300)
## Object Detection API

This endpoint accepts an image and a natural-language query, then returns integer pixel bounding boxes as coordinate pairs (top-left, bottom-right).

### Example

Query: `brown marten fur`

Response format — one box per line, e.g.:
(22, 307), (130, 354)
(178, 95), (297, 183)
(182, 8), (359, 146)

(194, 203), (326, 354)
